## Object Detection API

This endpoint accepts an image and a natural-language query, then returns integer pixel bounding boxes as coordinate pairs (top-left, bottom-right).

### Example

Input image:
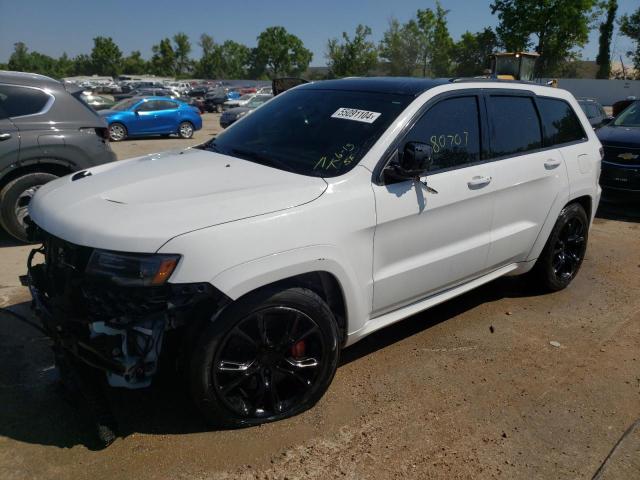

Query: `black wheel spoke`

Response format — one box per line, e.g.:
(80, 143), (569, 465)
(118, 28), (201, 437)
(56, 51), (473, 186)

(217, 359), (254, 372)
(231, 326), (259, 348)
(256, 312), (269, 346)
(220, 367), (257, 395)
(285, 357), (320, 369)
(266, 369), (281, 412)
(287, 323), (320, 349)
(275, 365), (312, 387)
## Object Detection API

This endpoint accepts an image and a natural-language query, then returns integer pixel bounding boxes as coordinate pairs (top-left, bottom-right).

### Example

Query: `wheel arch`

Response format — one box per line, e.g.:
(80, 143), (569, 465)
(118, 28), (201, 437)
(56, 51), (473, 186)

(0, 160), (73, 191)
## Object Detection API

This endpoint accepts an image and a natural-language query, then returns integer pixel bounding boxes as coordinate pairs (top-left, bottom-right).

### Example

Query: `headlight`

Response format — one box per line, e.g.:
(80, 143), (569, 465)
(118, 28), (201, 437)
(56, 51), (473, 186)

(86, 250), (180, 286)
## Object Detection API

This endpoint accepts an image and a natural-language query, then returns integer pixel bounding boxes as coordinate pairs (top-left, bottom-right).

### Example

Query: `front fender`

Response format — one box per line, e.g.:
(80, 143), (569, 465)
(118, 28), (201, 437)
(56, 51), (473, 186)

(209, 245), (370, 335)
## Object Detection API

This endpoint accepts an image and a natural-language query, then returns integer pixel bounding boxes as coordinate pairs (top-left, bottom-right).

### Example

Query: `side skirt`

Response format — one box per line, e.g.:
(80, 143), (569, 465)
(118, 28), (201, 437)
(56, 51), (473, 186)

(345, 263), (519, 346)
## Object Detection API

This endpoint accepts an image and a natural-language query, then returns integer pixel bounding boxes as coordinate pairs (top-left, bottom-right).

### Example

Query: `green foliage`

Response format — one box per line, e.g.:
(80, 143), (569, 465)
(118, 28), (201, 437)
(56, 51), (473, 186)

(326, 24), (378, 77)
(425, 2), (454, 76)
(596, 0), (617, 79)
(122, 50), (148, 75)
(452, 28), (498, 76)
(72, 54), (93, 76)
(150, 38), (175, 76)
(194, 35), (251, 79)
(620, 7), (640, 74)
(173, 32), (192, 76)
(90, 36), (122, 77)
(252, 26), (313, 78)
(490, 0), (600, 76)
(379, 19), (422, 76)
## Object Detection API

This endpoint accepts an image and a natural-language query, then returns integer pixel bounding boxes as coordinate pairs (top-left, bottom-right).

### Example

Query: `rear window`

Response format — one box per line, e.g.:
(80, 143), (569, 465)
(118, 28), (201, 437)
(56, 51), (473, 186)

(537, 98), (586, 146)
(488, 96), (542, 157)
(0, 84), (51, 118)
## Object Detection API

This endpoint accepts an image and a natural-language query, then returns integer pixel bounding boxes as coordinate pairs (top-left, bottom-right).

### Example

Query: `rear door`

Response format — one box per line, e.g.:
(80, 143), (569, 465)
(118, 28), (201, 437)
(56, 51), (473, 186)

(153, 100), (180, 132)
(482, 93), (570, 269)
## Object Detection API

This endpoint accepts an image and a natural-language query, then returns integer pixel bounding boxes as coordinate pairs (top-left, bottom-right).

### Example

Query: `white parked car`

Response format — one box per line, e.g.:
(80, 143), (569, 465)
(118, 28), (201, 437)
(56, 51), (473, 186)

(223, 93), (256, 109)
(26, 78), (601, 428)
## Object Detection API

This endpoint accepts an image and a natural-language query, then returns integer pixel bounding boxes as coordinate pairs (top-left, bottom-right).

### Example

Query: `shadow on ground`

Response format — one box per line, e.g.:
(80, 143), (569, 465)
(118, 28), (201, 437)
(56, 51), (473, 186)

(596, 196), (640, 223)
(0, 275), (540, 451)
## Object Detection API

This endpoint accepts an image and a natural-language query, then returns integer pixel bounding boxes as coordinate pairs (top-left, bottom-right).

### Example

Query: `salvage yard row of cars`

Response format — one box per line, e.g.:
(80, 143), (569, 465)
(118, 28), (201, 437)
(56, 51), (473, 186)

(0, 69), (638, 434)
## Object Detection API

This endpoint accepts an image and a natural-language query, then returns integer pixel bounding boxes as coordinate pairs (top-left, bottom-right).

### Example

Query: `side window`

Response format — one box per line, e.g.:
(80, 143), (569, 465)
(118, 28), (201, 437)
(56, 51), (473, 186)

(136, 101), (157, 112)
(488, 95), (542, 157)
(155, 100), (177, 110)
(537, 97), (586, 146)
(0, 84), (50, 118)
(404, 96), (481, 171)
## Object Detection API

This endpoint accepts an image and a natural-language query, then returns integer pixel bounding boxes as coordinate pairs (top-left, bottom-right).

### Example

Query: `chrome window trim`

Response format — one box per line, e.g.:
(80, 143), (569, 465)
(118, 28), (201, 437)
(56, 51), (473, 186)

(0, 82), (56, 119)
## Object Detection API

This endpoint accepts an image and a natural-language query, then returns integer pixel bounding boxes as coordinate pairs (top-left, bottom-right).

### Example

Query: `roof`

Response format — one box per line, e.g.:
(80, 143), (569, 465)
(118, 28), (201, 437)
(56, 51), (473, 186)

(0, 70), (62, 89)
(298, 77), (450, 96)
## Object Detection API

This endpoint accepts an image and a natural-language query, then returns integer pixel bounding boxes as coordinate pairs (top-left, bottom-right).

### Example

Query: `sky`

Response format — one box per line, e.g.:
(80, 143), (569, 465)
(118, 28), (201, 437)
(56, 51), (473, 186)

(0, 0), (637, 67)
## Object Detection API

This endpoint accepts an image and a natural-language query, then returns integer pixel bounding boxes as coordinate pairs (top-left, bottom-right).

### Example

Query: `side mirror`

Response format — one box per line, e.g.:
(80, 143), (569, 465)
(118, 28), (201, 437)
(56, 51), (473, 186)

(401, 142), (433, 175)
(383, 142), (433, 184)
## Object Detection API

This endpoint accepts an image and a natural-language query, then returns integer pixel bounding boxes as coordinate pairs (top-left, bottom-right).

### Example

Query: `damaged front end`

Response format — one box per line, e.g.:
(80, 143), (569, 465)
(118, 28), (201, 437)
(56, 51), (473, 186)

(26, 229), (229, 388)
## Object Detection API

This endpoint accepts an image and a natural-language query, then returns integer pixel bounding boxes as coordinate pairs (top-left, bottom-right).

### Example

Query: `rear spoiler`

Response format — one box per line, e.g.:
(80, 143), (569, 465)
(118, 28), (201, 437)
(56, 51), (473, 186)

(272, 77), (309, 96)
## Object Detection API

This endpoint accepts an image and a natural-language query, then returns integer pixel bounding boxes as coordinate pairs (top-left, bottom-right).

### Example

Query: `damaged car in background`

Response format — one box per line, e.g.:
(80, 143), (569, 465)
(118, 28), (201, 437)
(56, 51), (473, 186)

(25, 77), (601, 430)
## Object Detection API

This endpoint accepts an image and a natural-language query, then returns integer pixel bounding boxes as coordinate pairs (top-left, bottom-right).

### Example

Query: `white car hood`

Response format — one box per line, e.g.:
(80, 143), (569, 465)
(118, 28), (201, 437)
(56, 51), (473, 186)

(29, 148), (327, 252)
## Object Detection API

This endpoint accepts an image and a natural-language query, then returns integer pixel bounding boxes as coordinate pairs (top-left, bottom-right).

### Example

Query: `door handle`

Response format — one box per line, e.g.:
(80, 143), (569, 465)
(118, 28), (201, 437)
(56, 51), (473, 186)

(467, 175), (492, 189)
(0, 133), (11, 141)
(544, 158), (562, 169)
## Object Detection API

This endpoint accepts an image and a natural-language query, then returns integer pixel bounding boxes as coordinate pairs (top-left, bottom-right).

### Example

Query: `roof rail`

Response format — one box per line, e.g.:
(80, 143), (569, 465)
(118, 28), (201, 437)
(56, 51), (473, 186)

(449, 77), (547, 86)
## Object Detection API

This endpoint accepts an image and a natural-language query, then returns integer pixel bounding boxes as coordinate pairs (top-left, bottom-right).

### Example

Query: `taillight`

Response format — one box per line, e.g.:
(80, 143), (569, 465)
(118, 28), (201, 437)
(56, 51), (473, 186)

(79, 127), (109, 140)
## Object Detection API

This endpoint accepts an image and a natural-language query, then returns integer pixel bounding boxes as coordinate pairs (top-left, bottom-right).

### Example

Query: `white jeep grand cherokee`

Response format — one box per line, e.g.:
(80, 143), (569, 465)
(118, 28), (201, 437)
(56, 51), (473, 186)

(26, 77), (602, 427)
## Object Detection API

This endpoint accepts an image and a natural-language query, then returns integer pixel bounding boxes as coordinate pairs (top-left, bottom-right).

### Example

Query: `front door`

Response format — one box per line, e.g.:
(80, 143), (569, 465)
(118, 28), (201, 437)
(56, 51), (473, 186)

(372, 94), (494, 315)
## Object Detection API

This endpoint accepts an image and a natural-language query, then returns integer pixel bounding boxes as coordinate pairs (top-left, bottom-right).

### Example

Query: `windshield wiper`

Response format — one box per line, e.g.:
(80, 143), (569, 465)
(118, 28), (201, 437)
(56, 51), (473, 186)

(230, 148), (291, 171)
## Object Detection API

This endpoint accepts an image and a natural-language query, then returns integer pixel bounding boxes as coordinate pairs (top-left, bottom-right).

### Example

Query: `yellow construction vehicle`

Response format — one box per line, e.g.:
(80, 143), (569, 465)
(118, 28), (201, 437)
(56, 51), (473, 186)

(489, 52), (539, 81)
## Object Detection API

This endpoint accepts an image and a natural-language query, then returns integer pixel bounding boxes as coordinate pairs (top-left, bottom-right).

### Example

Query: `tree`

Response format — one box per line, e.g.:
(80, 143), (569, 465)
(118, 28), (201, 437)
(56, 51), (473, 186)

(195, 34), (219, 78)
(122, 51), (148, 75)
(423, 2), (454, 76)
(150, 38), (175, 76)
(7, 42), (30, 72)
(218, 40), (251, 78)
(72, 54), (93, 75)
(490, 0), (600, 76)
(252, 26), (312, 78)
(379, 19), (423, 76)
(326, 24), (378, 77)
(620, 7), (640, 74)
(55, 52), (74, 78)
(173, 32), (192, 77)
(7, 42), (60, 77)
(596, 0), (618, 79)
(90, 36), (122, 77)
(452, 28), (498, 77)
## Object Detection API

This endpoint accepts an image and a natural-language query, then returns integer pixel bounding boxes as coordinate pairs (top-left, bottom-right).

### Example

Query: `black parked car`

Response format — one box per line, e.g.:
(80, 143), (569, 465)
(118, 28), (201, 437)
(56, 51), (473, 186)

(597, 100), (640, 199)
(577, 98), (611, 129)
(204, 86), (228, 113)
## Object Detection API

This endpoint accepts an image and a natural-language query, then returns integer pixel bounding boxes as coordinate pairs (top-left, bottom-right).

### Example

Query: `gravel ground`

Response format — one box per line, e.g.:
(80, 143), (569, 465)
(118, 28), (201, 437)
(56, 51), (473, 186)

(0, 119), (638, 479)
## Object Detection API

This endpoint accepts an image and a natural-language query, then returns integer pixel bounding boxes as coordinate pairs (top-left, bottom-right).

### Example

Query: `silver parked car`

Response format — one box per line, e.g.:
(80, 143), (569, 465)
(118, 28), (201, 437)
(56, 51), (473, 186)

(0, 70), (116, 241)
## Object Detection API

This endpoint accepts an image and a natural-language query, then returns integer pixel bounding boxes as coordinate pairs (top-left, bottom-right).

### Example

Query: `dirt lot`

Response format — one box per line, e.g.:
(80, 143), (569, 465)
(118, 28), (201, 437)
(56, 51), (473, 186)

(0, 118), (639, 479)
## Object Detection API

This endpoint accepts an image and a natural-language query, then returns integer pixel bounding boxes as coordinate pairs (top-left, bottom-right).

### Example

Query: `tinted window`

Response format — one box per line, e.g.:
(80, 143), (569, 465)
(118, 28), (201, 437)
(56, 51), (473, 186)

(136, 101), (157, 112)
(537, 97), (586, 145)
(155, 100), (178, 110)
(201, 89), (412, 178)
(488, 96), (542, 156)
(404, 96), (481, 171)
(0, 85), (50, 117)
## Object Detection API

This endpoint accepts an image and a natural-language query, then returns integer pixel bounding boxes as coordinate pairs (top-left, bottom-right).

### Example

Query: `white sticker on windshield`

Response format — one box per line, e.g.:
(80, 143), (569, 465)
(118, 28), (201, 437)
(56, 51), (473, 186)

(331, 108), (381, 124)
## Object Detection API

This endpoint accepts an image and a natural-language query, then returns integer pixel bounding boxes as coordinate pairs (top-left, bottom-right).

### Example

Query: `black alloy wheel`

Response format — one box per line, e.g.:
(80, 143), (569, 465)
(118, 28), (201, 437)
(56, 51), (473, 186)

(213, 306), (326, 419)
(190, 287), (340, 427)
(533, 202), (589, 291)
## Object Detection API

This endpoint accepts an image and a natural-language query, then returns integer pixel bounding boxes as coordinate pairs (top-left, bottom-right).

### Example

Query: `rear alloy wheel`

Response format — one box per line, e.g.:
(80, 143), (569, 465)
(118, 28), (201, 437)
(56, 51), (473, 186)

(0, 172), (58, 242)
(533, 203), (588, 291)
(109, 122), (127, 142)
(190, 287), (340, 427)
(178, 121), (194, 139)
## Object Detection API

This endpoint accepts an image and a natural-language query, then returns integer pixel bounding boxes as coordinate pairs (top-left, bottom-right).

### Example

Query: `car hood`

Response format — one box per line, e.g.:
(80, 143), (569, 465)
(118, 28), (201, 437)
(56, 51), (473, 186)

(29, 148), (328, 253)
(596, 125), (640, 148)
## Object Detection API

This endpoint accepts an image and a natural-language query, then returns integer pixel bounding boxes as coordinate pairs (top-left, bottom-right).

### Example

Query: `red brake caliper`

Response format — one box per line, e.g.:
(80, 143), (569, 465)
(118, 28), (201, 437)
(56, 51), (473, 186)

(290, 340), (306, 358)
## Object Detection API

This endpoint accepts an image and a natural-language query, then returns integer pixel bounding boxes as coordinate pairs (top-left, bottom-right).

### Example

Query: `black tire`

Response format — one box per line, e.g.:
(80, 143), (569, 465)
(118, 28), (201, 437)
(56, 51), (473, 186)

(0, 172), (58, 242)
(108, 122), (127, 142)
(178, 121), (194, 139)
(531, 203), (589, 292)
(190, 287), (340, 428)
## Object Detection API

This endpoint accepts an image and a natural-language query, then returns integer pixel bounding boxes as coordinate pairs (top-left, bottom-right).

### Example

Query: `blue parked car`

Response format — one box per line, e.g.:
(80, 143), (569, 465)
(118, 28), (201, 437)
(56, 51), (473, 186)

(100, 96), (202, 141)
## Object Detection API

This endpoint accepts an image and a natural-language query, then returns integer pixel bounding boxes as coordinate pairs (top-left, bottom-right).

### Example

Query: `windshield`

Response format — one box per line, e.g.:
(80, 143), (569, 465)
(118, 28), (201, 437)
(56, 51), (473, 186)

(246, 96), (271, 108)
(112, 98), (138, 111)
(613, 101), (640, 127)
(200, 89), (411, 177)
